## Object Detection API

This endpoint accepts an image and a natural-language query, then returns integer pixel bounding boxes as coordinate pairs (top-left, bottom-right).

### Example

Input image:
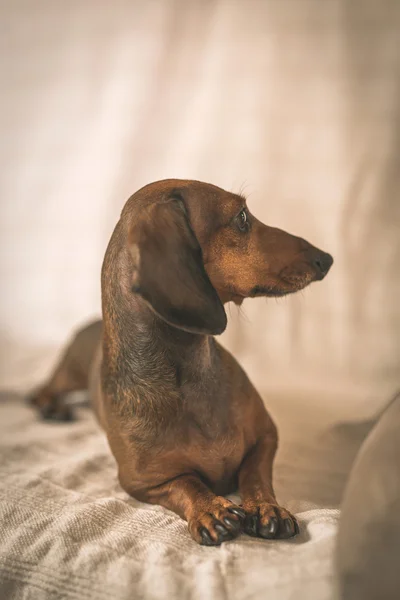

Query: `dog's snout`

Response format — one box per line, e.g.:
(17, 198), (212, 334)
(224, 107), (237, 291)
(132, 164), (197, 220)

(309, 250), (333, 280)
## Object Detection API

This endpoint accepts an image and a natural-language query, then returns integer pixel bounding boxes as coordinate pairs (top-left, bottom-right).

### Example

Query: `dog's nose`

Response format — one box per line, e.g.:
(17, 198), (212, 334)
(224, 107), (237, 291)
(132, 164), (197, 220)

(310, 250), (333, 280)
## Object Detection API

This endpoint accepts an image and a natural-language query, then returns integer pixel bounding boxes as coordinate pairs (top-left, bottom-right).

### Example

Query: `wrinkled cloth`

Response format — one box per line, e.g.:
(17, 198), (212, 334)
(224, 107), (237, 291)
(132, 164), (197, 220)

(0, 386), (384, 600)
(1, 0), (400, 598)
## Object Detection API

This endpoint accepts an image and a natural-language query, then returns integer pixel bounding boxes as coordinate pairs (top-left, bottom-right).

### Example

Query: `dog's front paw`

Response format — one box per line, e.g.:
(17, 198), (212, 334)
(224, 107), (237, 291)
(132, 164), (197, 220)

(188, 497), (245, 546)
(242, 501), (299, 539)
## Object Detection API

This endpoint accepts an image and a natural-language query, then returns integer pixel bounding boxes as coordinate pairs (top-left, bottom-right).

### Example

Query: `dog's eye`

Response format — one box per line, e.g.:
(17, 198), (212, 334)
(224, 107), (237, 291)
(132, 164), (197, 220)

(237, 209), (249, 232)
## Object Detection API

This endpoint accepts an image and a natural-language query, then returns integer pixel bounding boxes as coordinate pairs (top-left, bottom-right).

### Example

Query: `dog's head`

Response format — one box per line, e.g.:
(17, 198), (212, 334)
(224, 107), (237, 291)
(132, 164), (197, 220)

(122, 179), (333, 335)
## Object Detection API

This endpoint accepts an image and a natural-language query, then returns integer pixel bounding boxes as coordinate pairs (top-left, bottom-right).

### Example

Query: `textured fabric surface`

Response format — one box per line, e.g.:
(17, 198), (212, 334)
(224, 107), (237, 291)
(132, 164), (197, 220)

(1, 0), (400, 598)
(1, 389), (376, 600)
(1, 0), (399, 397)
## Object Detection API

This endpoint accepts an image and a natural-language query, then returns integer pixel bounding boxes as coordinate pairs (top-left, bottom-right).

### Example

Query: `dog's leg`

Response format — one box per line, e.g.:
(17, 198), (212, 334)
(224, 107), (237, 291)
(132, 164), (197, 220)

(238, 433), (299, 539)
(29, 321), (102, 422)
(135, 474), (245, 546)
(28, 355), (85, 421)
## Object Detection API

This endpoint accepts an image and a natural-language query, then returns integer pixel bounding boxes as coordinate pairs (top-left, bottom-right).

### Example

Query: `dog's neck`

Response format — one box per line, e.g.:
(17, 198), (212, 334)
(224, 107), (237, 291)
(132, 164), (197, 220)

(102, 244), (211, 380)
(112, 296), (211, 369)
(100, 222), (228, 440)
(102, 295), (215, 415)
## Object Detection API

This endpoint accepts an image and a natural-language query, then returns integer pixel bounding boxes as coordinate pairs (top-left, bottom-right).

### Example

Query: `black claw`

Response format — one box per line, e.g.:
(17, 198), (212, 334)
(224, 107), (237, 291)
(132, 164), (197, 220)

(223, 516), (240, 530)
(200, 527), (216, 546)
(228, 507), (246, 520)
(259, 516), (279, 539)
(269, 516), (279, 535)
(244, 514), (258, 536)
(275, 518), (297, 539)
(284, 518), (293, 534)
(214, 522), (231, 538)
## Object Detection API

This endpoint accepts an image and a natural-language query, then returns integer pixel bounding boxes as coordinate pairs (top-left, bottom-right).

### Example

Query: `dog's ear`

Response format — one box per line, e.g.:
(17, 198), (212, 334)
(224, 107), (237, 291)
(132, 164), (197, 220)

(128, 197), (227, 335)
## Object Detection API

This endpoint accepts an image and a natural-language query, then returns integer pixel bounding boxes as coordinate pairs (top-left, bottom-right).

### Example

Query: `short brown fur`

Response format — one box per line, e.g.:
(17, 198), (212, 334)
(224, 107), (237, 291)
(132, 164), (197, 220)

(30, 179), (333, 545)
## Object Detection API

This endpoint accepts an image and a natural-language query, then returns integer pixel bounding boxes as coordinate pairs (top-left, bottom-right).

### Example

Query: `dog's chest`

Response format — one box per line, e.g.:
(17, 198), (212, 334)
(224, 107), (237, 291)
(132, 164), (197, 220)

(176, 385), (246, 489)
(128, 346), (252, 491)
(189, 429), (245, 493)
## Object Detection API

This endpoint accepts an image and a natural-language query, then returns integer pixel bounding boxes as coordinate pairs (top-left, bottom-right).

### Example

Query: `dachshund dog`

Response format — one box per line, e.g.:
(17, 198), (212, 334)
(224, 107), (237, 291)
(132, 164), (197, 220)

(30, 179), (333, 546)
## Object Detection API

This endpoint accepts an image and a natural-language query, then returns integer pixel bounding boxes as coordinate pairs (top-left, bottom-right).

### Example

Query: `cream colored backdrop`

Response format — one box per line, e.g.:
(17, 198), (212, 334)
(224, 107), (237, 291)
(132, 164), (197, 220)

(1, 0), (399, 399)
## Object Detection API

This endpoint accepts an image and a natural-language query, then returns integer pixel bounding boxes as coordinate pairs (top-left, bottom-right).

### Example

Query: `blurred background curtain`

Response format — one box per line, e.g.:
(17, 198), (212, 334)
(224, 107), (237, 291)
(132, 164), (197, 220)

(1, 0), (399, 401)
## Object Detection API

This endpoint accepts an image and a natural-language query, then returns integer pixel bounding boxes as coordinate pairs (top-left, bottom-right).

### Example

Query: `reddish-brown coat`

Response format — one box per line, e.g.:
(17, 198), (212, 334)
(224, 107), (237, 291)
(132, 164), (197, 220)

(30, 179), (333, 545)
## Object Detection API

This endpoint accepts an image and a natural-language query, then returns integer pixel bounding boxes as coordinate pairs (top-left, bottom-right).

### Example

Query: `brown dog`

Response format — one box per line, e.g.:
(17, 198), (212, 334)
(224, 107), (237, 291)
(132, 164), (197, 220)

(30, 179), (333, 545)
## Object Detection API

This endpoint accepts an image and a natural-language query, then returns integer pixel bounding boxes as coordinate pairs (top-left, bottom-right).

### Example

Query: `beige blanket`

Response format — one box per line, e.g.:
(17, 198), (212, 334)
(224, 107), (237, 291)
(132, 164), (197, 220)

(1, 0), (399, 598)
(0, 386), (384, 600)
